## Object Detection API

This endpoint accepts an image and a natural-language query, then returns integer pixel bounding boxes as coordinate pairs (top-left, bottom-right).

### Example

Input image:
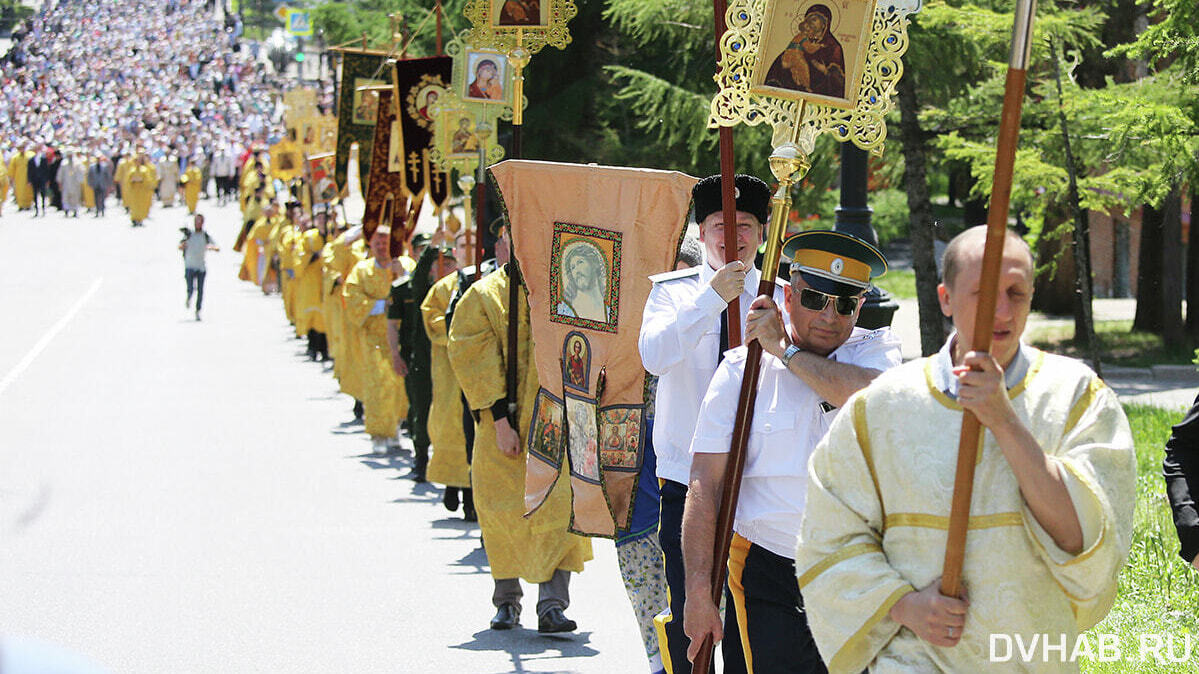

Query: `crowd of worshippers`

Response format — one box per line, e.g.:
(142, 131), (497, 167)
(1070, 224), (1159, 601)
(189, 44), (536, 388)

(0, 0), (290, 222)
(220, 167), (1137, 673)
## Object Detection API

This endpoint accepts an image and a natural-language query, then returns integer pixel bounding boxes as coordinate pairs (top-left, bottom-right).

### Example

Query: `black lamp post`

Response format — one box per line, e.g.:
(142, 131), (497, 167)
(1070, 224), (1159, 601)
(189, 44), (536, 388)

(836, 143), (898, 329)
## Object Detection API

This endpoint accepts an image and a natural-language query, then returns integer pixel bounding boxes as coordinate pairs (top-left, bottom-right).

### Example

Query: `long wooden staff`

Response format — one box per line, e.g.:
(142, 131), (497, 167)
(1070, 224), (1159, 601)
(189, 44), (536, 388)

(692, 135), (809, 674)
(940, 0), (1037, 599)
(506, 128), (522, 429)
(713, 0), (741, 348)
(504, 34), (530, 427)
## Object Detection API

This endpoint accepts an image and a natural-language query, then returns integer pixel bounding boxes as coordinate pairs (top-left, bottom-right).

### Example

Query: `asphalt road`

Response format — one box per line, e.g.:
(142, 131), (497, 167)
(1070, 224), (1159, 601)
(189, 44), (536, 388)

(0, 198), (647, 673)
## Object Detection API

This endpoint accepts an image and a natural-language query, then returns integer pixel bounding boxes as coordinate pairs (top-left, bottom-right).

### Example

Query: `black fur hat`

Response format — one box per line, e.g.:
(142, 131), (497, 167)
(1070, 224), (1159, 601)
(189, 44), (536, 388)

(692, 174), (771, 226)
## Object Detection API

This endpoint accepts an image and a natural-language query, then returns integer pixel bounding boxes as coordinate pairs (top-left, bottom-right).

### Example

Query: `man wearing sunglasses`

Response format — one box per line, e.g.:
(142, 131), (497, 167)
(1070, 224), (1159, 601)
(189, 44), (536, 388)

(682, 230), (901, 673)
(639, 173), (785, 674)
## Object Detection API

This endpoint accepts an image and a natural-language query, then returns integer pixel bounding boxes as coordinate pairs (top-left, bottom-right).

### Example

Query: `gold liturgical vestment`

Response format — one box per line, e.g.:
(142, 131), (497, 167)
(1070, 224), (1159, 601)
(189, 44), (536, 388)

(183, 165), (202, 213)
(448, 267), (592, 581)
(9, 150), (34, 209)
(294, 229), (326, 335)
(421, 272), (470, 488)
(797, 349), (1136, 673)
(343, 257), (408, 438)
(123, 163), (158, 222)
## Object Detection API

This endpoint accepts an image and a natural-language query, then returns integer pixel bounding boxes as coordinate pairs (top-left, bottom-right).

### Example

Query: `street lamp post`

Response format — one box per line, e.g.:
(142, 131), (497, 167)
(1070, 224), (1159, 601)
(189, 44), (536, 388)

(835, 142), (898, 329)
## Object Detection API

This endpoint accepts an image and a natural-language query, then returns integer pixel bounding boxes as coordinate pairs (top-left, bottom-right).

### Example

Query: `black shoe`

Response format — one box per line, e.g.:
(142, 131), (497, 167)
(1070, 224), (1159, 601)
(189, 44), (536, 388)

(463, 501), (477, 522)
(490, 604), (520, 630)
(443, 487), (460, 512)
(537, 608), (576, 634)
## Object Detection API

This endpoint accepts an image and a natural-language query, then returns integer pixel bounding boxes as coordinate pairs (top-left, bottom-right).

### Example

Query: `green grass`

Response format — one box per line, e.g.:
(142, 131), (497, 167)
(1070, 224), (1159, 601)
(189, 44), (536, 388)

(1082, 403), (1198, 673)
(1027, 320), (1197, 368)
(874, 268), (916, 299)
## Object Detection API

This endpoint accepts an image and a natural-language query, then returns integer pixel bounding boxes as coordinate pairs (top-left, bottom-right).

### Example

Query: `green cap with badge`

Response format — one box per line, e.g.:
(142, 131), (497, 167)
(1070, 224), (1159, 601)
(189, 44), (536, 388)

(782, 230), (887, 297)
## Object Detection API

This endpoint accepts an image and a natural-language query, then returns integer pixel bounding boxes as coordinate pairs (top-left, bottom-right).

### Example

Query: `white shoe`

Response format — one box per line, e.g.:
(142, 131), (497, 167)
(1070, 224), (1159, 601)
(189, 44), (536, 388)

(387, 435), (402, 450)
(372, 438), (389, 456)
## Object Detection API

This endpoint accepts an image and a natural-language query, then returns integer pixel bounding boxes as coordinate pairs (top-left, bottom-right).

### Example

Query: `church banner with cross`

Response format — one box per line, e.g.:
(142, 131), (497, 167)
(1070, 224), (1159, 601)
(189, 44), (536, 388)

(394, 55), (453, 205)
(490, 160), (696, 537)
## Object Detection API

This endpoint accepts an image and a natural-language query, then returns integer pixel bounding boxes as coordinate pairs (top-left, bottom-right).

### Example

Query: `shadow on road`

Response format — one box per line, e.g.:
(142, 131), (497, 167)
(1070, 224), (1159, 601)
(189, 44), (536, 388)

(431, 517), (479, 535)
(450, 544), (489, 574)
(452, 628), (599, 672)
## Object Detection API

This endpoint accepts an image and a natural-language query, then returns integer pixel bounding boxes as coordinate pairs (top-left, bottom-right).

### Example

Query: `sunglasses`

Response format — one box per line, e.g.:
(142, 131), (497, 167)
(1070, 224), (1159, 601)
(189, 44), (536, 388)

(798, 287), (862, 316)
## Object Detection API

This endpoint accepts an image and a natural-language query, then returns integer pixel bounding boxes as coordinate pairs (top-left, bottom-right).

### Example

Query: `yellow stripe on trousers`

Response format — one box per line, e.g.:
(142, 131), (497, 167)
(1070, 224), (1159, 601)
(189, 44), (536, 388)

(727, 533), (754, 674)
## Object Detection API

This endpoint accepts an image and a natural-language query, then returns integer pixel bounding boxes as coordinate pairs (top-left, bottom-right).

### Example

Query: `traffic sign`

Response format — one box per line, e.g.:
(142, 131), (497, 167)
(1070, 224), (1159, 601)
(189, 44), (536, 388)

(286, 9), (313, 36)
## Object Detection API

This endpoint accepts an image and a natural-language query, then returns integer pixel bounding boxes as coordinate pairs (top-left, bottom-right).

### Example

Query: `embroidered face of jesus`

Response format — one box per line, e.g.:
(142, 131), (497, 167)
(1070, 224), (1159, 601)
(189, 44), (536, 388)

(557, 241), (608, 323)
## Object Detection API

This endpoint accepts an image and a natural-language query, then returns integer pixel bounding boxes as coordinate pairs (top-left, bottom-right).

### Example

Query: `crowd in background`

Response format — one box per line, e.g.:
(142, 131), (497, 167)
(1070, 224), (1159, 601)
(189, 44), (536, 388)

(0, 0), (287, 220)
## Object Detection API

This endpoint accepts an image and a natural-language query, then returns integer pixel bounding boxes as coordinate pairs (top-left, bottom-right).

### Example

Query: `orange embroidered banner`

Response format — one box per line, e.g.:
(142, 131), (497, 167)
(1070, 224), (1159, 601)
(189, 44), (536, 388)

(490, 160), (696, 537)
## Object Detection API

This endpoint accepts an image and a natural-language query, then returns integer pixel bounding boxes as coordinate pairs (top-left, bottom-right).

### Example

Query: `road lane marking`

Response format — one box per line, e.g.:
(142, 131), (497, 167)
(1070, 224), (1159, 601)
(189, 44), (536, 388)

(0, 277), (103, 398)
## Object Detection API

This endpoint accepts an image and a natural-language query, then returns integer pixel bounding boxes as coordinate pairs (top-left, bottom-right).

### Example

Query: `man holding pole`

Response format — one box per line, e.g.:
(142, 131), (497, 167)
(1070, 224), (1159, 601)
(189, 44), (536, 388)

(796, 225), (1135, 672)
(682, 231), (900, 672)
(638, 174), (781, 673)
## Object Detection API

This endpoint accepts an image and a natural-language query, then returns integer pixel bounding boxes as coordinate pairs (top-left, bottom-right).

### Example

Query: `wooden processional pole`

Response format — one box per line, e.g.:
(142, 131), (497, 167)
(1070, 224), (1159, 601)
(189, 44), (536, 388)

(713, 0), (741, 348)
(940, 0), (1037, 599)
(504, 31), (530, 426)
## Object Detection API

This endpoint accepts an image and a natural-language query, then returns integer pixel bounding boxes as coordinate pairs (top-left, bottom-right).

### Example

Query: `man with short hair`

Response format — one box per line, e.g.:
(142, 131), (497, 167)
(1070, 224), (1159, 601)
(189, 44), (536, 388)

(797, 225), (1136, 672)
(638, 174), (785, 674)
(683, 230), (901, 672)
(448, 223), (592, 633)
(179, 213), (219, 320)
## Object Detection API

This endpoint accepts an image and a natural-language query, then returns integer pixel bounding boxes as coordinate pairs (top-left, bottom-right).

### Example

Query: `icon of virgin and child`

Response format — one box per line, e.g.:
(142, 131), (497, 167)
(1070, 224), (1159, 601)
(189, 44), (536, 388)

(764, 4), (846, 100)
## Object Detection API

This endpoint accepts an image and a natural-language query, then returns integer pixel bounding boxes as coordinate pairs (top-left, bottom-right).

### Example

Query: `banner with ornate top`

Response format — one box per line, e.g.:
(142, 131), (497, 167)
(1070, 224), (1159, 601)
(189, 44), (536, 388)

(693, 0), (916, 668)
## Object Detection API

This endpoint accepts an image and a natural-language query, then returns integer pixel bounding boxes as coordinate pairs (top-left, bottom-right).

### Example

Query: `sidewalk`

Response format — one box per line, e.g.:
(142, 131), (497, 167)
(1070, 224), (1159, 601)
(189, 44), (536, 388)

(889, 297), (1198, 411)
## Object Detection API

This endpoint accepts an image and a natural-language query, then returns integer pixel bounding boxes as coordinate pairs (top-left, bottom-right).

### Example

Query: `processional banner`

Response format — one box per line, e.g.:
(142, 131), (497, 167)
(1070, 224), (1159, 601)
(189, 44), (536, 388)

(334, 50), (387, 198)
(491, 160), (696, 537)
(393, 56), (453, 206)
(363, 86), (413, 256)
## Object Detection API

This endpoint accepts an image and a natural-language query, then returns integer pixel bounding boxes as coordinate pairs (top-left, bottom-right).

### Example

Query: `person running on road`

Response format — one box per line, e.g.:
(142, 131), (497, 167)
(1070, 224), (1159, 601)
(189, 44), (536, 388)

(180, 213), (219, 320)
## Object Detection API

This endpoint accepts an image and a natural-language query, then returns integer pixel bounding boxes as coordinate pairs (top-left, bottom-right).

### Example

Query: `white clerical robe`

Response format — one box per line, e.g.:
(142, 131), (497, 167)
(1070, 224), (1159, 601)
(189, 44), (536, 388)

(157, 157), (180, 205)
(796, 346), (1136, 673)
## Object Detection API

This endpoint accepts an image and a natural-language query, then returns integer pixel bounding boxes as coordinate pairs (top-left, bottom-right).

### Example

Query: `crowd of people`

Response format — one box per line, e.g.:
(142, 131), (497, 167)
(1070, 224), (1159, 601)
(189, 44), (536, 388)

(214, 160), (1137, 674)
(0, 0), (283, 224)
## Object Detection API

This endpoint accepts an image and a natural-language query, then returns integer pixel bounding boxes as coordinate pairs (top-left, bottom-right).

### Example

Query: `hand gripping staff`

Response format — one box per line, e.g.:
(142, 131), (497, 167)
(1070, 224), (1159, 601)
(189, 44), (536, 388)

(940, 0), (1037, 600)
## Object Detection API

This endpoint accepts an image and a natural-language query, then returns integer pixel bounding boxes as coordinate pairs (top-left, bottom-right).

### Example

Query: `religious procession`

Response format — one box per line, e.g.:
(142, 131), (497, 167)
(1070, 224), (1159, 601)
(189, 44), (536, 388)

(3, 0), (1199, 673)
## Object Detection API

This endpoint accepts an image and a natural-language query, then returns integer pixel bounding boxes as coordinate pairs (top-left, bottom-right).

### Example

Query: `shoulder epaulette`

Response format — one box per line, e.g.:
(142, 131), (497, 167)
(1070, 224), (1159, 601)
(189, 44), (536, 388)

(722, 345), (749, 363)
(649, 267), (701, 284)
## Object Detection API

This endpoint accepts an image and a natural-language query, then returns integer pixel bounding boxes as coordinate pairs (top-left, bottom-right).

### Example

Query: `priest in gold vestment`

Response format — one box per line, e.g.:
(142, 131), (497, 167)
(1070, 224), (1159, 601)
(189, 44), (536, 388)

(447, 226), (591, 634)
(797, 226), (1135, 673)
(343, 226), (409, 454)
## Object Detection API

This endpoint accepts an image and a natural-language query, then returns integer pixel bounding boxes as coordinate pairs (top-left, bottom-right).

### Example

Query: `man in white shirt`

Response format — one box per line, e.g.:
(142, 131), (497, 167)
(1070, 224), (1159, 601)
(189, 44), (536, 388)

(682, 231), (901, 673)
(638, 174), (783, 674)
(179, 213), (219, 321)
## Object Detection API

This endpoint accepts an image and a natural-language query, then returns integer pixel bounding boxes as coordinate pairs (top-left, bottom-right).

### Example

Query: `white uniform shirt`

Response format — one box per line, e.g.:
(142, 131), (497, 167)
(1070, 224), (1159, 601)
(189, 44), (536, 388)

(211, 151), (235, 177)
(690, 327), (902, 558)
(638, 257), (788, 485)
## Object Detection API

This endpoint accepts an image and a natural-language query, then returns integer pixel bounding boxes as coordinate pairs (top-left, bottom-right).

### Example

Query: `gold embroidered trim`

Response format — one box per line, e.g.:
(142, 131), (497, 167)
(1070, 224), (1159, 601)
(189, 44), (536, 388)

(923, 348), (1047, 411)
(1064, 376), (1106, 436)
(884, 512), (1024, 531)
(797, 542), (883, 589)
(828, 585), (914, 673)
(1023, 459), (1110, 571)
(854, 395), (885, 522)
